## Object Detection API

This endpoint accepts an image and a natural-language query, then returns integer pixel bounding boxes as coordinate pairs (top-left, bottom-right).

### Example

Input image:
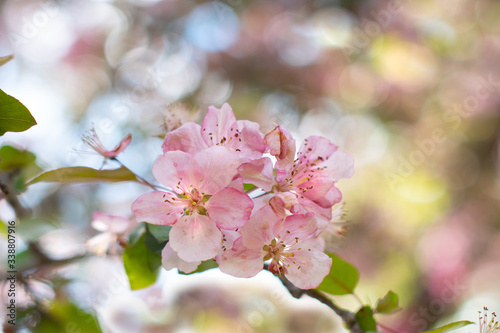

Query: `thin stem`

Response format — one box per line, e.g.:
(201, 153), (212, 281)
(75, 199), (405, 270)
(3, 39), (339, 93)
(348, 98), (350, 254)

(113, 158), (164, 191)
(265, 264), (364, 333)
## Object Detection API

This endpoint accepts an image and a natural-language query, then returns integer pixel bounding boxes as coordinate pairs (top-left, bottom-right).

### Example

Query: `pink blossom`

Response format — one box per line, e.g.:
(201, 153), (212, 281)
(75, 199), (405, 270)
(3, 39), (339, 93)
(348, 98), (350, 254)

(86, 212), (136, 255)
(239, 133), (353, 230)
(131, 146), (254, 262)
(219, 205), (332, 289)
(82, 127), (132, 158)
(162, 103), (266, 160)
(161, 243), (201, 274)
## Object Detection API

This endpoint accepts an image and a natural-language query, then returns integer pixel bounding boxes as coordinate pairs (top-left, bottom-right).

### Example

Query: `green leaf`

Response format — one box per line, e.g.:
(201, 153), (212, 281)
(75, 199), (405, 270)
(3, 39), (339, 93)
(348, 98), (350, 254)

(31, 301), (101, 333)
(375, 290), (401, 314)
(144, 229), (166, 254)
(243, 183), (256, 192)
(179, 259), (218, 275)
(0, 54), (14, 66)
(0, 89), (36, 135)
(27, 166), (138, 185)
(147, 224), (171, 243)
(356, 306), (377, 331)
(422, 320), (475, 333)
(317, 253), (359, 295)
(123, 233), (161, 290)
(0, 145), (42, 192)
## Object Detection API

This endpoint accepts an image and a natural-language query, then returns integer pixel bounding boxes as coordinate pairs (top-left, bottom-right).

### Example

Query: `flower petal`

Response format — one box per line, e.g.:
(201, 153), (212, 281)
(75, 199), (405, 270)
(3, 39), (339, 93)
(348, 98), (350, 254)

(284, 249), (332, 289)
(281, 213), (318, 244)
(238, 157), (274, 191)
(218, 238), (263, 278)
(265, 125), (296, 172)
(312, 185), (342, 209)
(92, 212), (134, 234)
(240, 205), (283, 249)
(201, 103), (238, 147)
(322, 150), (354, 181)
(152, 151), (192, 192)
(131, 191), (186, 225)
(206, 187), (254, 230)
(109, 134), (132, 157)
(161, 243), (201, 274)
(188, 146), (240, 194)
(236, 120), (267, 159)
(169, 214), (222, 262)
(162, 122), (208, 154)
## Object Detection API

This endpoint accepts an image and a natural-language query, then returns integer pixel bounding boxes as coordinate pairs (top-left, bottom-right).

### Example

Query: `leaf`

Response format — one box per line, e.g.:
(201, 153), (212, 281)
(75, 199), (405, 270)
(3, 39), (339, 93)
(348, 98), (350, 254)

(422, 320), (475, 333)
(375, 290), (401, 314)
(0, 145), (42, 192)
(27, 166), (138, 185)
(356, 306), (377, 331)
(179, 259), (218, 275)
(317, 253), (359, 295)
(0, 89), (36, 135)
(31, 301), (101, 333)
(123, 233), (161, 290)
(243, 183), (256, 192)
(147, 224), (171, 243)
(0, 54), (14, 66)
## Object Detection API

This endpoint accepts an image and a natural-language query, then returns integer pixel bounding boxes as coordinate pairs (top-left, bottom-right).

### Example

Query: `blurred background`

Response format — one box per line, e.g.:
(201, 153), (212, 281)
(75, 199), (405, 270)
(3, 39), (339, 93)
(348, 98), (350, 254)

(1, 0), (500, 332)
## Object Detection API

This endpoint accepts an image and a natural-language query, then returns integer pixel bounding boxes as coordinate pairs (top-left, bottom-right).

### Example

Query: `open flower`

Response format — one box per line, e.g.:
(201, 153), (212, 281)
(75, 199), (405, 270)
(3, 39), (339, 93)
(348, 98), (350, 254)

(131, 146), (254, 262)
(239, 128), (354, 230)
(218, 205), (332, 289)
(82, 127), (132, 159)
(162, 103), (266, 160)
(86, 212), (136, 255)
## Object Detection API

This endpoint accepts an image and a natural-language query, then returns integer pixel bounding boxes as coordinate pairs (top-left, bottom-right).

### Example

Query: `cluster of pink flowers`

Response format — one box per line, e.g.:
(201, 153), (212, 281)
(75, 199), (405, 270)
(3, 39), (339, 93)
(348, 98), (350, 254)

(131, 104), (354, 289)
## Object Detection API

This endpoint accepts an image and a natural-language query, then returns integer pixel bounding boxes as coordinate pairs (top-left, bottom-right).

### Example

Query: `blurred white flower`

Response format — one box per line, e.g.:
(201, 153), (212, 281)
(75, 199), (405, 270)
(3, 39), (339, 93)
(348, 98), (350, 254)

(86, 212), (136, 255)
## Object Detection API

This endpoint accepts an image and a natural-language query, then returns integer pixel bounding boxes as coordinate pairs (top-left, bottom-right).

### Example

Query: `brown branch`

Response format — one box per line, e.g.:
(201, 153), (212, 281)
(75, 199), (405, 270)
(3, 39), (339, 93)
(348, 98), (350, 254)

(266, 264), (364, 333)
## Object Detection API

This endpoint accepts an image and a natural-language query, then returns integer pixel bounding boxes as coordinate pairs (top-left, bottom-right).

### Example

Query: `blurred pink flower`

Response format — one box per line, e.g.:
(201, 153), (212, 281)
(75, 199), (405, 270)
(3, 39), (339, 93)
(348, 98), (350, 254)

(86, 212), (135, 255)
(219, 205), (331, 289)
(131, 146), (254, 262)
(82, 127), (132, 159)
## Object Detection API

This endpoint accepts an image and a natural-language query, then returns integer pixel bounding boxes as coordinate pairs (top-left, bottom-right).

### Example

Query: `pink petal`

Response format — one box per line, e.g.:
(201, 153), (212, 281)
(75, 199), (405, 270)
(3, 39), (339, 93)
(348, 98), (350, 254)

(206, 187), (254, 230)
(108, 134), (132, 157)
(131, 191), (187, 225)
(264, 125), (296, 172)
(281, 213), (318, 244)
(152, 151), (192, 192)
(188, 146), (241, 194)
(322, 150), (354, 181)
(162, 122), (208, 154)
(169, 214), (222, 261)
(161, 243), (201, 274)
(240, 205), (283, 249)
(218, 238), (264, 278)
(292, 197), (332, 231)
(236, 120), (267, 159)
(92, 212), (133, 234)
(312, 185), (342, 209)
(284, 249), (332, 289)
(298, 136), (337, 164)
(238, 157), (274, 191)
(201, 103), (238, 147)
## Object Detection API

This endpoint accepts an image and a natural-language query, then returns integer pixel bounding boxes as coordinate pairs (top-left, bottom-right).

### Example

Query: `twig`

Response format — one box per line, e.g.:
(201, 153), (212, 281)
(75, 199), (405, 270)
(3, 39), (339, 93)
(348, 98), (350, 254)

(266, 264), (364, 333)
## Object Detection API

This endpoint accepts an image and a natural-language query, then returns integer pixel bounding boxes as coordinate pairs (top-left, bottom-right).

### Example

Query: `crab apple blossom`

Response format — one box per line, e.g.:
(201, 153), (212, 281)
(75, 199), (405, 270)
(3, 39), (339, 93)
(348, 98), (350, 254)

(239, 130), (353, 230)
(86, 212), (136, 255)
(131, 146), (254, 262)
(162, 103), (266, 160)
(82, 127), (132, 158)
(219, 205), (332, 289)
